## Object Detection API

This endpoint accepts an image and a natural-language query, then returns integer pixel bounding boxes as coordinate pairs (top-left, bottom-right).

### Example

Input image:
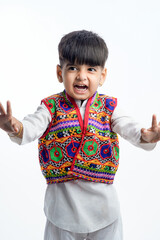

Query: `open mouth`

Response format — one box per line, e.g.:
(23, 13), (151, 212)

(74, 84), (88, 91)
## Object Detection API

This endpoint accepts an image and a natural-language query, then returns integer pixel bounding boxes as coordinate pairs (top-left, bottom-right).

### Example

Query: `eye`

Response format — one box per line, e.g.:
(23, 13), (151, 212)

(88, 67), (96, 72)
(68, 66), (77, 71)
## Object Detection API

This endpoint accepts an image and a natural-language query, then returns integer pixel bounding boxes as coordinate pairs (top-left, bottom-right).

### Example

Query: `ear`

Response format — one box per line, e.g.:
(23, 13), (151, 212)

(57, 64), (63, 83)
(99, 68), (107, 86)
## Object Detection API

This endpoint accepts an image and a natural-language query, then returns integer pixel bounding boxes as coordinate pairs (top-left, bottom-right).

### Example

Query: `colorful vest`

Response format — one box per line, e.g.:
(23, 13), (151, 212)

(38, 90), (119, 184)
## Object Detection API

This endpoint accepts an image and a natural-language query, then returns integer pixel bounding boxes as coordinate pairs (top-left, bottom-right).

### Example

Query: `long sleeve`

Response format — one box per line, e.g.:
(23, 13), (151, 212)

(111, 105), (156, 151)
(9, 103), (51, 145)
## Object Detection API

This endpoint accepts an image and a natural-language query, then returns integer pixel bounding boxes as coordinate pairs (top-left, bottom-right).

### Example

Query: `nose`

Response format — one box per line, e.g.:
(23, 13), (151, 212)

(76, 69), (87, 81)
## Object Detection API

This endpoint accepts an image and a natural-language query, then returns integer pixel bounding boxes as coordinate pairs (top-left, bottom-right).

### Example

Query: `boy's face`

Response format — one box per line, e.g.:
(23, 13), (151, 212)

(57, 63), (107, 100)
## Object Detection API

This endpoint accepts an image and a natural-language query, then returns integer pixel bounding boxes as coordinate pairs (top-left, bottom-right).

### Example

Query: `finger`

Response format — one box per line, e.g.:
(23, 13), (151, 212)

(152, 114), (157, 129)
(0, 102), (6, 115)
(12, 123), (19, 133)
(7, 101), (12, 117)
(141, 128), (147, 134)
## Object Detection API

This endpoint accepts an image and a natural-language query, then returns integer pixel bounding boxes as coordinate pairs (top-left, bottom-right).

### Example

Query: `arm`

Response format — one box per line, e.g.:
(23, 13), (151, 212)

(111, 106), (157, 150)
(0, 101), (23, 138)
(0, 101), (51, 145)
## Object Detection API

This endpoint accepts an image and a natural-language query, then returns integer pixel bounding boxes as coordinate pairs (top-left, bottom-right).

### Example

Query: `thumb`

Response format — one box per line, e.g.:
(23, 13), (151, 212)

(12, 124), (19, 133)
(141, 128), (147, 134)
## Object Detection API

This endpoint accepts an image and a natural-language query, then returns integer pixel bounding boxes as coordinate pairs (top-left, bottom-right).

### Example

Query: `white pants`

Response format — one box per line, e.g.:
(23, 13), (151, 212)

(44, 217), (123, 240)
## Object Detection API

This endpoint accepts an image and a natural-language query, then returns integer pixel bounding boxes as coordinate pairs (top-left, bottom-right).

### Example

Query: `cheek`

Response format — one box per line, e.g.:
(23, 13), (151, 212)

(63, 79), (73, 90)
(92, 78), (101, 87)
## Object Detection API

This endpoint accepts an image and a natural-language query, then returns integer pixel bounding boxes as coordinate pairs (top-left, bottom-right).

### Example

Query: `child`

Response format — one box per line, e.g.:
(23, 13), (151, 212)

(0, 30), (160, 240)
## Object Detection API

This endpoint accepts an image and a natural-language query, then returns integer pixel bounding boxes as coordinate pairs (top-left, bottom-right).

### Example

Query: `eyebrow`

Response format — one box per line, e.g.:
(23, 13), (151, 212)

(66, 63), (99, 68)
(66, 63), (76, 67)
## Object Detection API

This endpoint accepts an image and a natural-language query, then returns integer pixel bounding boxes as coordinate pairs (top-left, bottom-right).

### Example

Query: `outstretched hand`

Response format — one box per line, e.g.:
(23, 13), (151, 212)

(141, 114), (160, 143)
(0, 101), (21, 134)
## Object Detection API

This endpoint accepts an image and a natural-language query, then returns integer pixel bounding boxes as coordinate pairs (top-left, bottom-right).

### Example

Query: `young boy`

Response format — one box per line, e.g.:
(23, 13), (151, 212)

(0, 30), (160, 240)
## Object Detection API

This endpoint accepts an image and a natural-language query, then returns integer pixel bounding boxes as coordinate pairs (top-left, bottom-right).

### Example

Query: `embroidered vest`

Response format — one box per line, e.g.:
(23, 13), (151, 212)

(38, 90), (119, 184)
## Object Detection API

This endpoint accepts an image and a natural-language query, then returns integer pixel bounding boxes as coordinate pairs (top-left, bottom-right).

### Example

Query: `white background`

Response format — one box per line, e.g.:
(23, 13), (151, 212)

(0, 0), (160, 239)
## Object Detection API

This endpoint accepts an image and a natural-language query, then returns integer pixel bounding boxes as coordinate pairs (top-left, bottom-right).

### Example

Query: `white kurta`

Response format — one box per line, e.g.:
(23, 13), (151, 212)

(9, 98), (156, 233)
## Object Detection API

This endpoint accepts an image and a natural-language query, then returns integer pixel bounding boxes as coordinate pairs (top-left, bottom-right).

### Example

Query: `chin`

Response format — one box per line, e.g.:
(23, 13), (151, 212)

(75, 96), (88, 101)
(71, 93), (87, 100)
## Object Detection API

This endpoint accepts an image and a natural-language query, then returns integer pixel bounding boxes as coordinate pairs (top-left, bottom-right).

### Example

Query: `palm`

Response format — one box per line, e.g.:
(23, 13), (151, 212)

(141, 115), (160, 143)
(0, 101), (17, 133)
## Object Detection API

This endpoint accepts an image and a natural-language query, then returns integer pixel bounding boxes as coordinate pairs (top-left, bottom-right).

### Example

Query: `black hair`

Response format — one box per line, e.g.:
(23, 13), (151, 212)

(58, 30), (108, 68)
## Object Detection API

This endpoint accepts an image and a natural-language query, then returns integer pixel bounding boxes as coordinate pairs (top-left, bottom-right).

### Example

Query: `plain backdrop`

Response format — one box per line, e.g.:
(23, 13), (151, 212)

(0, 0), (160, 239)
